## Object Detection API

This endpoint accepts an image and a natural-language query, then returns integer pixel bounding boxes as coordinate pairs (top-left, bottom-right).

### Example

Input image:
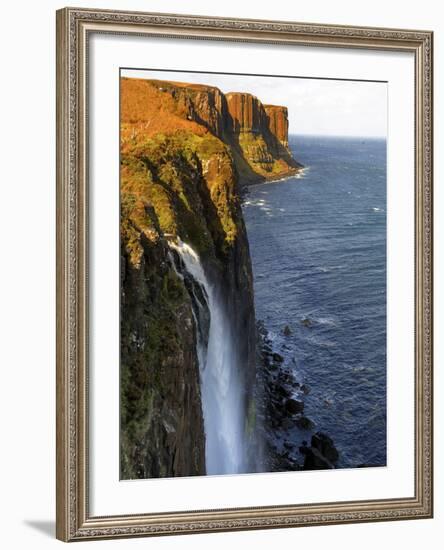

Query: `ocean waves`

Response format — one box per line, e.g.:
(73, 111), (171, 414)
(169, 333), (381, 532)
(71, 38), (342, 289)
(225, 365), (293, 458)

(243, 135), (387, 469)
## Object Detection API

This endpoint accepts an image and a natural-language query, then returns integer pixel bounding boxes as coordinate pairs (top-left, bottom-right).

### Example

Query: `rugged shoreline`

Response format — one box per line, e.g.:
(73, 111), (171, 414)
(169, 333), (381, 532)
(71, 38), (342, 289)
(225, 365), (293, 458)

(244, 165), (303, 186)
(120, 76), (309, 478)
(256, 321), (339, 471)
(120, 76), (299, 478)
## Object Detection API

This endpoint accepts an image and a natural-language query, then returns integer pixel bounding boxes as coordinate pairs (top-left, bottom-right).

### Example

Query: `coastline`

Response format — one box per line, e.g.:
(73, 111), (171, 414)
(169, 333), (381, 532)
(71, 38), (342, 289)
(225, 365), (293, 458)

(240, 166), (308, 202)
(261, 165), (307, 185)
(256, 321), (340, 471)
(246, 165), (306, 187)
(121, 76), (309, 477)
(243, 135), (387, 470)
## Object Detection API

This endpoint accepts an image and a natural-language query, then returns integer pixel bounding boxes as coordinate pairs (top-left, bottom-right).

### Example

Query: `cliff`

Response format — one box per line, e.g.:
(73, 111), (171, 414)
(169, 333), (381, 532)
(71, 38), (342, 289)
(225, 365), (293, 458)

(225, 92), (301, 183)
(264, 104), (289, 147)
(120, 221), (206, 478)
(120, 77), (299, 478)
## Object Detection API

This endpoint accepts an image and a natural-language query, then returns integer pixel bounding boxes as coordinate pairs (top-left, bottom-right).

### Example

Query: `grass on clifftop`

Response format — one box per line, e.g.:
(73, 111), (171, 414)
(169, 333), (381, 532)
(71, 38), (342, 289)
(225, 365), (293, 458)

(121, 129), (240, 263)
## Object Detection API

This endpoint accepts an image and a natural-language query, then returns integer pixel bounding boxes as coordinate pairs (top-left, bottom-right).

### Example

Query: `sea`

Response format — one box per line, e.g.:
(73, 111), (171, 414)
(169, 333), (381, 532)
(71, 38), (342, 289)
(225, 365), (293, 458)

(242, 135), (387, 468)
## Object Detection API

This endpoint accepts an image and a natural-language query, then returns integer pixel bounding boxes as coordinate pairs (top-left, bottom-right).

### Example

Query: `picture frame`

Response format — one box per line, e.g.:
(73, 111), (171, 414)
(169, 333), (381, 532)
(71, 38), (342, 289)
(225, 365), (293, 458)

(56, 6), (433, 542)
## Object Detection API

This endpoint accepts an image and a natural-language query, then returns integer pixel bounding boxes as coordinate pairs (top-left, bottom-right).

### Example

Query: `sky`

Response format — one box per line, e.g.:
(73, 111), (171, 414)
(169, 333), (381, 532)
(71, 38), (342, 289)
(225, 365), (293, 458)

(121, 68), (387, 138)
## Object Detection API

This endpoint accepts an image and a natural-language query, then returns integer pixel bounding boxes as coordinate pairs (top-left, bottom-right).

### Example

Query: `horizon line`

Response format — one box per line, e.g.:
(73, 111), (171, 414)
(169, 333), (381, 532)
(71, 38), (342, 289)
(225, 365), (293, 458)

(289, 133), (387, 140)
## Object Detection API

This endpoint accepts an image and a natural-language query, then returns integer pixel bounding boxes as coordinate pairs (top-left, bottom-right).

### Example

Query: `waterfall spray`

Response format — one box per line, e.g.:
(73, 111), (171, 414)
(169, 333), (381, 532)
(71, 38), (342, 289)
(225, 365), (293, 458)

(169, 239), (247, 475)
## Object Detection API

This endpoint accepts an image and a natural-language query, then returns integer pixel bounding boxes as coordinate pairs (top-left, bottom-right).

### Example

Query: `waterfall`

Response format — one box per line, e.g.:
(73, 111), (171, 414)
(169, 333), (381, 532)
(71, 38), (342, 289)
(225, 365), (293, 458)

(169, 239), (247, 475)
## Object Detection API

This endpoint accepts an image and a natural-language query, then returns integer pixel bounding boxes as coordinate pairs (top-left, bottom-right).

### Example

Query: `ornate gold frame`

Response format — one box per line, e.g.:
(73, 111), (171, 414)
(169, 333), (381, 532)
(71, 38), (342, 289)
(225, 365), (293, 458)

(56, 7), (433, 542)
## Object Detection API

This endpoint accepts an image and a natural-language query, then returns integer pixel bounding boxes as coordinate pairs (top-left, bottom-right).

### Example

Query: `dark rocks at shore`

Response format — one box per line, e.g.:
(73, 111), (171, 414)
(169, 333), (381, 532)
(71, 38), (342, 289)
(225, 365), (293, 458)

(312, 433), (339, 463)
(282, 325), (292, 336)
(285, 398), (304, 415)
(300, 433), (339, 470)
(281, 417), (294, 431)
(276, 385), (291, 399)
(301, 446), (332, 469)
(272, 352), (284, 363)
(269, 452), (302, 473)
(256, 320), (342, 472)
(295, 416), (314, 430)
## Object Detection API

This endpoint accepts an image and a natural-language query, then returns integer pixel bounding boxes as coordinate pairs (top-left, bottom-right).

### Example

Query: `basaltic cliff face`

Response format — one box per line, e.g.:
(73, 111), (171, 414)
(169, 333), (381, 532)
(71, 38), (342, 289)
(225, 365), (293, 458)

(120, 77), (301, 479)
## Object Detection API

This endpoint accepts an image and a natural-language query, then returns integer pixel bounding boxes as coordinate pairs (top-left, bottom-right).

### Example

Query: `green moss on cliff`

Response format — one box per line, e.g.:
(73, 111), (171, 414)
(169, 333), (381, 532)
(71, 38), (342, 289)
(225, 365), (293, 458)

(120, 228), (206, 479)
(120, 126), (247, 478)
(245, 396), (257, 437)
(121, 130), (241, 261)
(120, 77), (262, 479)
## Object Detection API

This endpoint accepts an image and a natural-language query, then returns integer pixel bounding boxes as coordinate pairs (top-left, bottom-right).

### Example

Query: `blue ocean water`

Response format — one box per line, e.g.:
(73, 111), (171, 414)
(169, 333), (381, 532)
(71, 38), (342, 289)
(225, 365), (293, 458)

(243, 135), (387, 468)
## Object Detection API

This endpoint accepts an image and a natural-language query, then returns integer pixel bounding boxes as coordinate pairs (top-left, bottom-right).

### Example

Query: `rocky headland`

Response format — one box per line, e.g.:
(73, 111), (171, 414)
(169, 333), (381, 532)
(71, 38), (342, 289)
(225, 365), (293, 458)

(120, 78), (300, 479)
(120, 77), (305, 479)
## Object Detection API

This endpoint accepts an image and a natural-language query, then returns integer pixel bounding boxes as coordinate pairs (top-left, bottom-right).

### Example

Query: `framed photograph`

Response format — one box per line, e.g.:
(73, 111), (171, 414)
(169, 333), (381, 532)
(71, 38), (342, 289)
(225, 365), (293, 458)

(56, 7), (433, 542)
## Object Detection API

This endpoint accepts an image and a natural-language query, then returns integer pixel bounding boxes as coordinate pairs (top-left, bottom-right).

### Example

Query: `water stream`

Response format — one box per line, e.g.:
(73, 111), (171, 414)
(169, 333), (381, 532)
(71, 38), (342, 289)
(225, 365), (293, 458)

(169, 239), (247, 475)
